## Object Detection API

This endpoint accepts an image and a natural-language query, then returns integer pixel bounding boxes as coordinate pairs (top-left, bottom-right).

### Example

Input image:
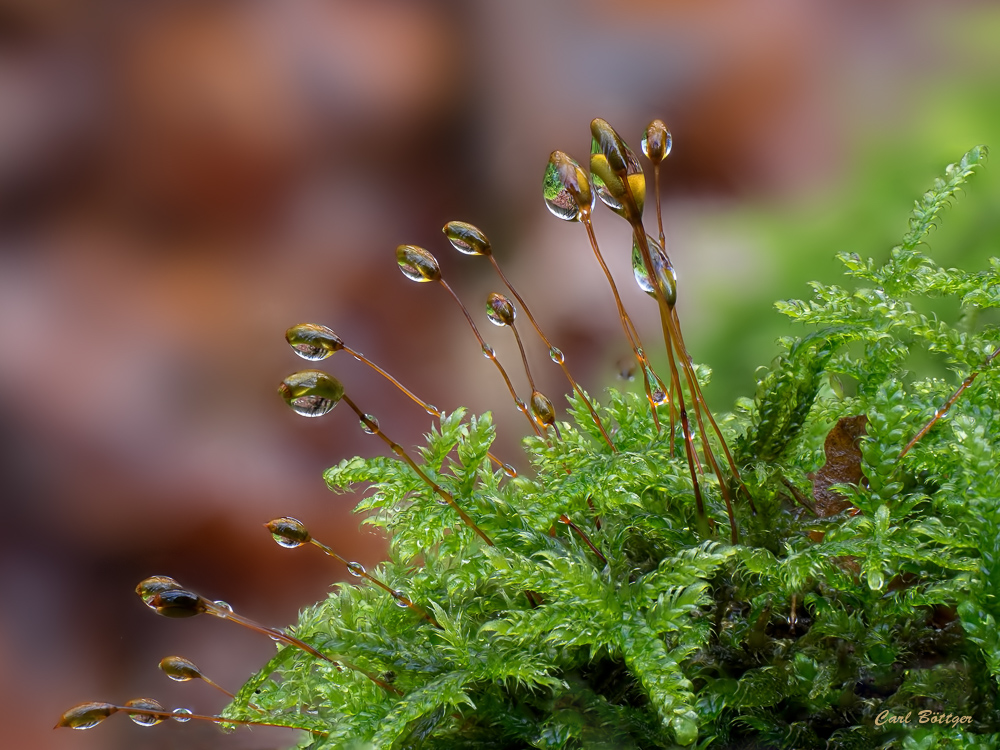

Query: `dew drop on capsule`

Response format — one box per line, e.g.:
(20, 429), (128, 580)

(548, 347), (564, 364)
(631, 235), (676, 307)
(486, 292), (516, 327)
(125, 698), (166, 727)
(265, 517), (310, 548)
(640, 120), (672, 165)
(159, 656), (203, 682)
(55, 702), (118, 730)
(172, 708), (192, 723)
(213, 600), (233, 612)
(543, 151), (594, 222)
(285, 323), (344, 362)
(590, 118), (646, 217)
(347, 561), (366, 578)
(151, 589), (206, 618)
(652, 389), (668, 406)
(443, 221), (492, 256)
(136, 576), (183, 607)
(360, 415), (379, 434)
(396, 245), (441, 282)
(278, 370), (345, 418)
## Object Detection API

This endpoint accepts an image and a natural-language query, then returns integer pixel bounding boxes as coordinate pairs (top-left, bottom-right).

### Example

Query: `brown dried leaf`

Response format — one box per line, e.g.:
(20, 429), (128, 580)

(809, 415), (868, 517)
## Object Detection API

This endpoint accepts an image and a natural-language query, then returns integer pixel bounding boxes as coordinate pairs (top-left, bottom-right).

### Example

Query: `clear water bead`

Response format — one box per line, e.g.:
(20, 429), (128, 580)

(482, 345), (495, 359)
(172, 708), (192, 723)
(542, 151), (594, 222)
(548, 347), (565, 364)
(443, 221), (491, 256)
(213, 600), (233, 612)
(502, 463), (517, 478)
(361, 415), (379, 434)
(347, 561), (366, 577)
(391, 590), (411, 608)
(640, 120), (672, 164)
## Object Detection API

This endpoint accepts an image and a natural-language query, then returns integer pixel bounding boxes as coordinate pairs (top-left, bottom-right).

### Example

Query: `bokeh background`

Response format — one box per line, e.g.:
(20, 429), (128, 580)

(2, 1), (999, 748)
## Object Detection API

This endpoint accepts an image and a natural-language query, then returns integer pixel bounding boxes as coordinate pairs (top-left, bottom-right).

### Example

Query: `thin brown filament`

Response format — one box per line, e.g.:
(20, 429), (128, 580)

(341, 343), (512, 476)
(57, 706), (331, 736)
(559, 514), (608, 565)
(340, 394), (495, 547)
(437, 278), (542, 437)
(581, 213), (663, 431)
(306, 538), (442, 628)
(486, 254), (617, 451)
(898, 343), (1000, 460)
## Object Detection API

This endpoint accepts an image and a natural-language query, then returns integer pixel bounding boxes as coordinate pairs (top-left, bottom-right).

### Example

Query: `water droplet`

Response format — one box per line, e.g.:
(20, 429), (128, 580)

(136, 576), (183, 607)
(590, 118), (646, 218)
(443, 221), (492, 256)
(640, 120), (672, 165)
(56, 702), (118, 730)
(548, 347), (565, 364)
(543, 151), (594, 222)
(285, 323), (344, 361)
(151, 589), (206, 618)
(631, 235), (676, 307)
(360, 415), (379, 434)
(424, 404), (440, 416)
(391, 590), (411, 608)
(159, 656), (203, 682)
(396, 245), (441, 282)
(515, 398), (527, 414)
(652, 389), (668, 406)
(265, 517), (310, 548)
(530, 391), (556, 427)
(347, 561), (366, 577)
(278, 370), (345, 418)
(485, 292), (516, 327)
(172, 708), (192, 723)
(125, 698), (166, 727)
(502, 463), (517, 478)
(482, 345), (495, 359)
(213, 600), (233, 612)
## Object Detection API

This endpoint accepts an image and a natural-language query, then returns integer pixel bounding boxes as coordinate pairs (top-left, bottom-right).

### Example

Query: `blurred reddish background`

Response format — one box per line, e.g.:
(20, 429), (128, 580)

(1, 1), (996, 748)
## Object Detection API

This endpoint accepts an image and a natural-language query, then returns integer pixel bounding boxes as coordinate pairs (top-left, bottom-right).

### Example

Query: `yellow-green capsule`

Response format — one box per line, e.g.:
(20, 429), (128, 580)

(543, 150), (594, 221)
(285, 323), (344, 362)
(640, 120), (672, 165)
(443, 221), (492, 256)
(55, 702), (119, 730)
(396, 245), (441, 282)
(278, 370), (345, 418)
(590, 118), (645, 218)
(136, 576), (183, 607)
(485, 292), (516, 327)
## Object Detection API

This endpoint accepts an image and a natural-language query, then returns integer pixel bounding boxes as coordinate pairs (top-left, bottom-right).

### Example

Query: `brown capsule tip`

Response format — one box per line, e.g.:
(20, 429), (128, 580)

(124, 698), (167, 727)
(150, 589), (207, 618)
(136, 576), (183, 606)
(396, 244), (441, 282)
(158, 656), (204, 682)
(443, 221), (492, 256)
(265, 517), (311, 548)
(590, 119), (645, 217)
(55, 702), (118, 730)
(640, 119), (672, 164)
(279, 370), (345, 418)
(485, 292), (516, 327)
(530, 390), (556, 427)
(285, 323), (345, 362)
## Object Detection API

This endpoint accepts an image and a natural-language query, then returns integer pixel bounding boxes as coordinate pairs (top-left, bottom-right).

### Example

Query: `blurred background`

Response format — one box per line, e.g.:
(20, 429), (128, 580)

(2, 0), (998, 748)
